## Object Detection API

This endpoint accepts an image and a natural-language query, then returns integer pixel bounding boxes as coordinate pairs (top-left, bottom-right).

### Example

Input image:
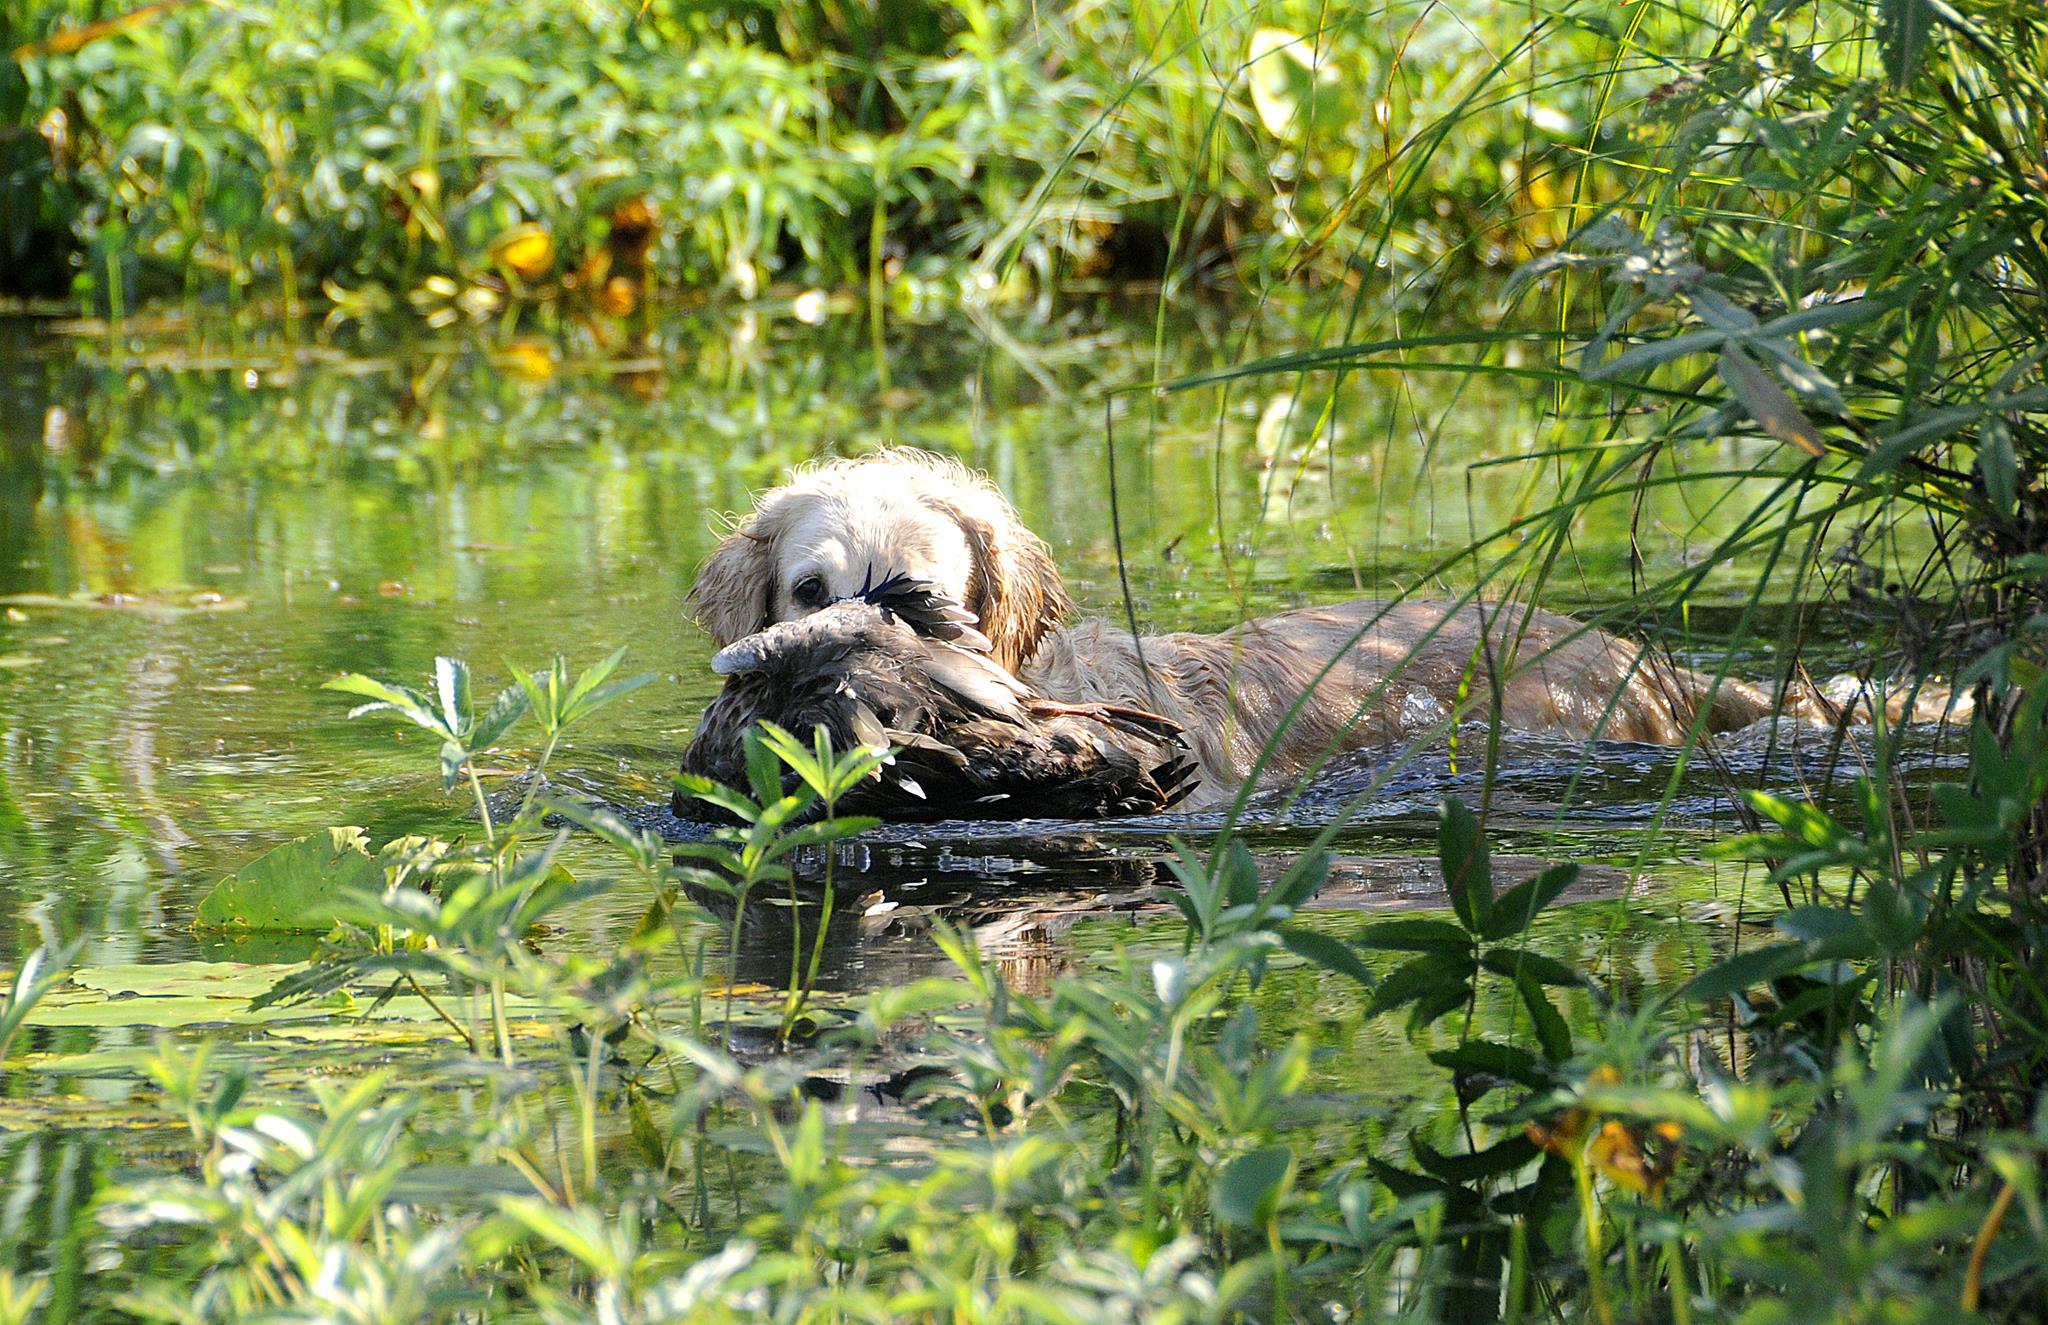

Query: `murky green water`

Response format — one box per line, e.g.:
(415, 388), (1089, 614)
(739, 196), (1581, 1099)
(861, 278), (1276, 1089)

(0, 297), (1885, 1107)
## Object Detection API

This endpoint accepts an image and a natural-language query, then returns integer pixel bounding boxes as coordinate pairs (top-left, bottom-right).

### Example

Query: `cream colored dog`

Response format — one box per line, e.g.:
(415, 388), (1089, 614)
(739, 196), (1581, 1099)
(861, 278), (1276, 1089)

(690, 448), (1783, 809)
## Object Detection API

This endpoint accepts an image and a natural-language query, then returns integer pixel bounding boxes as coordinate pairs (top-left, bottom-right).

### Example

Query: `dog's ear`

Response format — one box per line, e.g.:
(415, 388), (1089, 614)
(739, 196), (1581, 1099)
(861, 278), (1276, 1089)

(689, 525), (775, 646)
(927, 496), (1071, 673)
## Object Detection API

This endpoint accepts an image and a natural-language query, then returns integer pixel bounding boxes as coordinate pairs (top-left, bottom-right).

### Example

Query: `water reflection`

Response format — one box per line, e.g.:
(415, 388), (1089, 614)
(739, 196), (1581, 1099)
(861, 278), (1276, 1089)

(0, 300), (1850, 991)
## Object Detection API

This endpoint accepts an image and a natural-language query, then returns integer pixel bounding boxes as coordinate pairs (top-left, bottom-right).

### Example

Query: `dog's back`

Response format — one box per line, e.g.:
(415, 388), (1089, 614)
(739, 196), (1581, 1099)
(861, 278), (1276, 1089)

(1023, 598), (1778, 805)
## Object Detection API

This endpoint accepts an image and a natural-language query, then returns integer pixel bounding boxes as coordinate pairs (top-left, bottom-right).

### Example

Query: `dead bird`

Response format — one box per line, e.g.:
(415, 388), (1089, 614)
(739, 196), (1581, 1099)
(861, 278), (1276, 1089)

(676, 575), (1198, 822)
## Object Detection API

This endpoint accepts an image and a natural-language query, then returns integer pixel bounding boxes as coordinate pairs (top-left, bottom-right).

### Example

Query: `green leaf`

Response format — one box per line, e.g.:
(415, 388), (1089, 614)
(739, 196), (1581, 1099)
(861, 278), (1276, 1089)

(1213, 1144), (1294, 1228)
(1277, 926), (1375, 988)
(1678, 942), (1807, 1002)
(1481, 864), (1579, 941)
(1860, 387), (2048, 478)
(434, 656), (473, 736)
(493, 1198), (623, 1277)
(744, 727), (788, 806)
(542, 797), (665, 872)
(1686, 286), (1759, 333)
(1776, 905), (1874, 960)
(1221, 838), (1260, 909)
(1759, 286), (1908, 337)
(1480, 947), (1582, 987)
(470, 684), (530, 753)
(1862, 878), (1925, 953)
(1515, 970), (1572, 1062)
(1745, 790), (1856, 851)
(1429, 1039), (1544, 1089)
(1266, 850), (1329, 915)
(1411, 1132), (1541, 1183)
(195, 827), (384, 932)
(1358, 917), (1474, 953)
(1407, 981), (1474, 1034)
(1584, 328), (1727, 382)
(322, 674), (448, 736)
(1879, 0), (1933, 86)
(1979, 419), (2017, 518)
(1437, 797), (1492, 935)
(1719, 343), (1826, 457)
(1366, 951), (1477, 1020)
(563, 646), (627, 711)
(674, 773), (760, 823)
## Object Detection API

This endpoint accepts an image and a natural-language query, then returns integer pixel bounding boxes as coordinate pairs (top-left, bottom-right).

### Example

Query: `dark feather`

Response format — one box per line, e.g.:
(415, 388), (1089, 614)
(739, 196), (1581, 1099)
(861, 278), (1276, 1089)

(679, 581), (1199, 822)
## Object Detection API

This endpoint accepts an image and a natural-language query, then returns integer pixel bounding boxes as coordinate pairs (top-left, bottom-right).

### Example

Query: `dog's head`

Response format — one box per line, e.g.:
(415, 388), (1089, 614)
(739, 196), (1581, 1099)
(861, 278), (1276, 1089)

(689, 448), (1070, 673)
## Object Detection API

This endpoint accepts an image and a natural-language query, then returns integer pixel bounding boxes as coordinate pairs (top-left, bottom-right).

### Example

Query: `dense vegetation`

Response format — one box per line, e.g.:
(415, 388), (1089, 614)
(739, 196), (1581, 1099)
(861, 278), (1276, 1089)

(3, 0), (2047, 1321)
(6, 0), (1642, 314)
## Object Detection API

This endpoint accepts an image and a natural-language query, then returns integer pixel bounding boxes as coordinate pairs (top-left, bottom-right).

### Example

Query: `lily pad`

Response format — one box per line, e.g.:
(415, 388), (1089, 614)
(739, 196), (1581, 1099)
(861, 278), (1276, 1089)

(72, 961), (286, 1000)
(0, 591), (248, 620)
(25, 961), (548, 1029)
(196, 827), (383, 931)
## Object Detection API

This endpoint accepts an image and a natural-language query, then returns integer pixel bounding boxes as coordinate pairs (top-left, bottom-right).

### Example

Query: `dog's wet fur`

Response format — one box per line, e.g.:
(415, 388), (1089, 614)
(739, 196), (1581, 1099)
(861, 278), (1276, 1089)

(688, 449), (1833, 810)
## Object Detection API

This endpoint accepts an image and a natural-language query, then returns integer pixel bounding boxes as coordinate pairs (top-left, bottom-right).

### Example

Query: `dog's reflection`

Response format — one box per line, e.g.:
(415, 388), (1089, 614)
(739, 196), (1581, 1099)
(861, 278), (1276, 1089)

(679, 834), (1164, 994)
(678, 829), (1633, 997)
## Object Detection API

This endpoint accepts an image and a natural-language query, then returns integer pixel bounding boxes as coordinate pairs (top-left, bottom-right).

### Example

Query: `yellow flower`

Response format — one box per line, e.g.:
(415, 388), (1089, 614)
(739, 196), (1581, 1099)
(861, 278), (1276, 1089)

(490, 223), (555, 282)
(594, 275), (639, 318)
(494, 340), (555, 381)
(1585, 1120), (1679, 1203)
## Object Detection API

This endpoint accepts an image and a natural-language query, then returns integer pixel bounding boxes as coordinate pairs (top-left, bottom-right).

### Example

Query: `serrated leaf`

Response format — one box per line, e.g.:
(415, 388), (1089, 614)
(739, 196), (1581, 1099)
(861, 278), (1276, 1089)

(1481, 864), (1579, 941)
(1221, 838), (1260, 909)
(1407, 980), (1473, 1034)
(1358, 917), (1474, 952)
(1412, 1132), (1542, 1183)
(1515, 970), (1573, 1061)
(322, 675), (447, 736)
(470, 684), (530, 752)
(564, 646), (627, 708)
(434, 656), (473, 736)
(1437, 797), (1491, 934)
(1480, 947), (1582, 987)
(1267, 850), (1329, 914)
(1745, 790), (1857, 852)
(1278, 926), (1375, 988)
(1429, 1039), (1544, 1088)
(1366, 951), (1476, 1020)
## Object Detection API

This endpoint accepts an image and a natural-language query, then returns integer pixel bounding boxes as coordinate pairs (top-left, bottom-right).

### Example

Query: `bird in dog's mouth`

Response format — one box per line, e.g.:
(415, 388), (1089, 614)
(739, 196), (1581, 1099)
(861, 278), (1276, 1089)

(678, 573), (1198, 824)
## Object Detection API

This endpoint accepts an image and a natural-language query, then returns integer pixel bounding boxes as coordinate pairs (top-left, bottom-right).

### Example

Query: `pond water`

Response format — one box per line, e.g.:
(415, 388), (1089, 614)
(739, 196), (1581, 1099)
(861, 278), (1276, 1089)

(0, 296), (1914, 1120)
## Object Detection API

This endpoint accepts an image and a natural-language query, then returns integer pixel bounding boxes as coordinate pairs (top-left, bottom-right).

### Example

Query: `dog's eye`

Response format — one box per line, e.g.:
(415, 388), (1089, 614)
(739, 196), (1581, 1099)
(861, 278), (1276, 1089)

(790, 575), (826, 609)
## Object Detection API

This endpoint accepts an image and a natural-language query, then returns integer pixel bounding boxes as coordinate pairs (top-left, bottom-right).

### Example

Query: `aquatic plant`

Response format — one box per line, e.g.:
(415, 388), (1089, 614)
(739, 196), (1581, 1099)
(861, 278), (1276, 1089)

(5, 635), (2041, 1320)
